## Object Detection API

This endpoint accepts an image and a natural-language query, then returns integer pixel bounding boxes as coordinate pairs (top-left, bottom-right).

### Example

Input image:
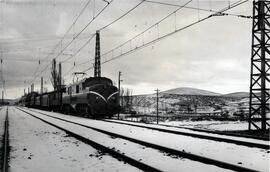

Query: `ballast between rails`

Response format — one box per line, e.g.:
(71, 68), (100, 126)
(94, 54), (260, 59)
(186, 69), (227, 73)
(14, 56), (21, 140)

(17, 107), (261, 172)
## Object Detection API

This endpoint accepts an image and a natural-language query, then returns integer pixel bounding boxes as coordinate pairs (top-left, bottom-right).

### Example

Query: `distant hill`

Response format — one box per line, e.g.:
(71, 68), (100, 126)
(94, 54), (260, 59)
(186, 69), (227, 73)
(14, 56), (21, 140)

(222, 92), (249, 98)
(124, 87), (251, 116)
(0, 99), (16, 105)
(162, 87), (221, 96)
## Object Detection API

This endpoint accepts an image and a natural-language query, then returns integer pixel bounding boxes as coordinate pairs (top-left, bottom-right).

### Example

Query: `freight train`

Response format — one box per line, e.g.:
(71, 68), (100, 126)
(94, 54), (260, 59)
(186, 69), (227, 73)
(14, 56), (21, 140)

(18, 76), (120, 118)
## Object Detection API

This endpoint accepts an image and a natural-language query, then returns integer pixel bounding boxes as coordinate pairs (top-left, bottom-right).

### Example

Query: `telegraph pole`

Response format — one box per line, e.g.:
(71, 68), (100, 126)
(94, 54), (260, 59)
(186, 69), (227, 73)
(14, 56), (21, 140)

(249, 0), (270, 130)
(118, 71), (123, 119)
(155, 89), (160, 124)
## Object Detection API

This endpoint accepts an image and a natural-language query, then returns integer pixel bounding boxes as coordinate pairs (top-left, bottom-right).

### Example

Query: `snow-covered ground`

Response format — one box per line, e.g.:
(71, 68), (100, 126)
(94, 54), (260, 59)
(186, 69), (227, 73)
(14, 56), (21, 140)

(24, 107), (269, 172)
(157, 120), (265, 131)
(19, 107), (235, 172)
(105, 119), (269, 145)
(118, 113), (260, 131)
(8, 107), (139, 172)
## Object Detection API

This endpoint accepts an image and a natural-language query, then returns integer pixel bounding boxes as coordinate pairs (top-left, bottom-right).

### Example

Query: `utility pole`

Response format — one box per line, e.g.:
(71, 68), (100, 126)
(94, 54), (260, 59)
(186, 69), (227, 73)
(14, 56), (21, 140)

(31, 83), (34, 93)
(118, 71), (123, 119)
(94, 30), (101, 77)
(155, 89), (160, 124)
(58, 62), (62, 107)
(52, 58), (57, 90)
(40, 77), (43, 106)
(249, 0), (270, 130)
(1, 90), (3, 104)
(40, 77), (43, 94)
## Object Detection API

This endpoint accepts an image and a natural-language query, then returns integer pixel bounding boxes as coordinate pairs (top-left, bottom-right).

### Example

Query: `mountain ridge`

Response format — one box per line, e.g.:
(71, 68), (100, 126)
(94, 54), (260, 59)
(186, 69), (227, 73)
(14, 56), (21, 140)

(134, 87), (249, 98)
(161, 87), (221, 96)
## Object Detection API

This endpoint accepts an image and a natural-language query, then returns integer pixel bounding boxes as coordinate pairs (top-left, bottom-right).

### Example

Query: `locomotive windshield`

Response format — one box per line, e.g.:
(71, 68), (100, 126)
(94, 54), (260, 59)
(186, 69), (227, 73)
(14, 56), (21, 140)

(83, 77), (113, 88)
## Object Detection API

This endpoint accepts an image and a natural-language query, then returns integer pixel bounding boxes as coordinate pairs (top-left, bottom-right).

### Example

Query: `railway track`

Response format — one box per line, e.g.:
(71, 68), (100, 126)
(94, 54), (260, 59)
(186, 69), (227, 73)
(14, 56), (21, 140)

(108, 119), (269, 141)
(25, 108), (269, 150)
(16, 107), (161, 172)
(102, 119), (270, 149)
(1, 107), (9, 172)
(17, 107), (265, 172)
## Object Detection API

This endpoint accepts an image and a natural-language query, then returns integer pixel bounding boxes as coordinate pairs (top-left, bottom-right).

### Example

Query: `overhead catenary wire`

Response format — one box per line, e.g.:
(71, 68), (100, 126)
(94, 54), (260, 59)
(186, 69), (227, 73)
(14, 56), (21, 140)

(144, 0), (252, 19)
(43, 0), (94, 61)
(61, 0), (146, 77)
(76, 0), (191, 71)
(29, 0), (149, 84)
(99, 0), (146, 31)
(29, 0), (114, 85)
(27, 0), (94, 85)
(52, 0), (114, 61)
(82, 0), (249, 73)
(62, 0), (146, 65)
(61, 33), (96, 63)
(61, 34), (96, 77)
(82, 0), (193, 72)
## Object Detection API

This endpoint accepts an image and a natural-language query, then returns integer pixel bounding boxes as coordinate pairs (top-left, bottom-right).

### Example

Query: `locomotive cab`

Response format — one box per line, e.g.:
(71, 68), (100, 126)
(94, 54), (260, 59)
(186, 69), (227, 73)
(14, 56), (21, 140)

(61, 76), (119, 118)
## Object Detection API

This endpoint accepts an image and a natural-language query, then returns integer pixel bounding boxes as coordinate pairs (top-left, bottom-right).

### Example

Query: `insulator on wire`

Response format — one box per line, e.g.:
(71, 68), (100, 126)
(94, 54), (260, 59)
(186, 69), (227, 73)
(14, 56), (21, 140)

(74, 62), (76, 66)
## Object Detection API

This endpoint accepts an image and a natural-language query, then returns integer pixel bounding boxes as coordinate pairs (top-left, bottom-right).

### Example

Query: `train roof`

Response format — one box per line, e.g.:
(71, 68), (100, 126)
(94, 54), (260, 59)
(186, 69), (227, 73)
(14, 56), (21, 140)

(20, 77), (114, 98)
(67, 76), (113, 87)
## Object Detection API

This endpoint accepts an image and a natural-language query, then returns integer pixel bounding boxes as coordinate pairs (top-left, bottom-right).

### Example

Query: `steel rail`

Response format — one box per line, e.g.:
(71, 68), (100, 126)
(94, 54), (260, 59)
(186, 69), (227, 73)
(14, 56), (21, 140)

(1, 107), (9, 172)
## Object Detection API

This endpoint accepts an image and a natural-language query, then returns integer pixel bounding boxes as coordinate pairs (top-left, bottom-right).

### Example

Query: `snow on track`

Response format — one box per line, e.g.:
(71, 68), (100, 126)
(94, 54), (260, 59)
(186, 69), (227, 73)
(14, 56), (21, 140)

(9, 107), (139, 172)
(25, 108), (270, 172)
(157, 120), (264, 131)
(17, 107), (237, 172)
(105, 119), (269, 146)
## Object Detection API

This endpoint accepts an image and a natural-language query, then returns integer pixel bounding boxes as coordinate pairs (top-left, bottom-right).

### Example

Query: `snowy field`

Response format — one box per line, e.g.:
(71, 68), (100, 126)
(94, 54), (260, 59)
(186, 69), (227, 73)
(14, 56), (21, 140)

(123, 115), (263, 131)
(8, 107), (139, 172)
(23, 107), (270, 172)
(158, 120), (265, 131)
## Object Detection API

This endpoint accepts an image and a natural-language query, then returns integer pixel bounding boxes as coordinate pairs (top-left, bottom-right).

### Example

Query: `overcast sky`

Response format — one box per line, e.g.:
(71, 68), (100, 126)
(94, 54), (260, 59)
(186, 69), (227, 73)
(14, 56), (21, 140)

(0, 0), (253, 99)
